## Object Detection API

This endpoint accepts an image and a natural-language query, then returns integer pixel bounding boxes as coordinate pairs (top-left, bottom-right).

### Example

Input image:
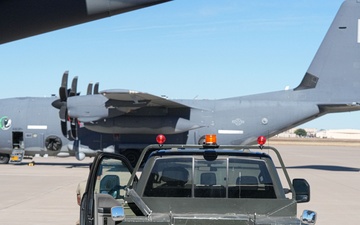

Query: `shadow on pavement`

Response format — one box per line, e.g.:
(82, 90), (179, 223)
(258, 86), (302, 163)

(284, 165), (359, 172)
(12, 161), (91, 168)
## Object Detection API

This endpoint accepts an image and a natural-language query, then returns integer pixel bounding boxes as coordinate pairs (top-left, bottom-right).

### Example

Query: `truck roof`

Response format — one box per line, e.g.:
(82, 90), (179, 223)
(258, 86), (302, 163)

(149, 148), (272, 159)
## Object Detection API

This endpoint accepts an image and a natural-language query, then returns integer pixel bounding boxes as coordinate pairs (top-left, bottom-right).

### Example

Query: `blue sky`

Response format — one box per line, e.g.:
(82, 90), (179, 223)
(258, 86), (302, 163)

(1, 0), (357, 130)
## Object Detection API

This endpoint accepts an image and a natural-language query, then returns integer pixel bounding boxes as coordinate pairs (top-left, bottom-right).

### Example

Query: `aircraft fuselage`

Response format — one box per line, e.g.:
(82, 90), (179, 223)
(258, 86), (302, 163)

(0, 97), (71, 157)
(0, 97), (119, 164)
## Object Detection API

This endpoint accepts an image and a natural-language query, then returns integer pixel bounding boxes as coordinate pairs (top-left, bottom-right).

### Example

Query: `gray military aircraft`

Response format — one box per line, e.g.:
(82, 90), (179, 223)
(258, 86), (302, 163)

(0, 0), (171, 44)
(0, 96), (71, 164)
(54, 0), (360, 158)
(0, 95), (121, 164)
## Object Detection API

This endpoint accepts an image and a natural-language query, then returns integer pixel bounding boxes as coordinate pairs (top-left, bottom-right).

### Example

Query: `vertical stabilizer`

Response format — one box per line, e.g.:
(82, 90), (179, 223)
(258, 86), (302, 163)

(295, 0), (360, 101)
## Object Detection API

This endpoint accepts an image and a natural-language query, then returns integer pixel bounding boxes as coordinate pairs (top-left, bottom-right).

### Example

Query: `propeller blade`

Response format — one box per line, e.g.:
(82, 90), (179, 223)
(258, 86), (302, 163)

(70, 118), (78, 140)
(73, 139), (79, 151)
(57, 71), (81, 140)
(69, 76), (78, 97)
(74, 139), (85, 161)
(59, 71), (69, 101)
(87, 83), (93, 95)
(59, 105), (67, 120)
(94, 82), (99, 94)
(61, 121), (67, 137)
(59, 105), (69, 137)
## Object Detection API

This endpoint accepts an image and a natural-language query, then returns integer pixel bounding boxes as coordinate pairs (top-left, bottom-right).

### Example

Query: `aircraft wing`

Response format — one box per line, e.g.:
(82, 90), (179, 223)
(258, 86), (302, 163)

(65, 89), (191, 122)
(101, 89), (189, 108)
(54, 72), (205, 137)
(1, 0), (172, 44)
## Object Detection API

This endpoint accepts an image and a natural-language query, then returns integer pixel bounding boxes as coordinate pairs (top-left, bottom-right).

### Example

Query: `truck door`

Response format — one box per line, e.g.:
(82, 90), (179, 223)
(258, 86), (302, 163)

(80, 152), (135, 225)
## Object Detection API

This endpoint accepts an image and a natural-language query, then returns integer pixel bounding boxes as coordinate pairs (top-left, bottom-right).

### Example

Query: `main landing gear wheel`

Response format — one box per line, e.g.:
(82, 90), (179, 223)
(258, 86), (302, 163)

(0, 153), (10, 164)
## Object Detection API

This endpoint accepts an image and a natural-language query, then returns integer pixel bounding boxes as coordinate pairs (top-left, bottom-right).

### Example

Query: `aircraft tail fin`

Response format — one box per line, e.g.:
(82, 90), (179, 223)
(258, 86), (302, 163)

(295, 0), (360, 103)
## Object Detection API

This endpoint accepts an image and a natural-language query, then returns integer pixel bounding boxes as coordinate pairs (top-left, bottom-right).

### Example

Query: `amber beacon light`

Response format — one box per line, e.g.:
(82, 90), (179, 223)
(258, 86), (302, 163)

(205, 134), (217, 145)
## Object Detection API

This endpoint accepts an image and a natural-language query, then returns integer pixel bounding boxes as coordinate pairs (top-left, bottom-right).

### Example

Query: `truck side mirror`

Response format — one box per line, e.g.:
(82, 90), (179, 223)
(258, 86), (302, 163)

(293, 178), (310, 203)
(111, 206), (125, 222)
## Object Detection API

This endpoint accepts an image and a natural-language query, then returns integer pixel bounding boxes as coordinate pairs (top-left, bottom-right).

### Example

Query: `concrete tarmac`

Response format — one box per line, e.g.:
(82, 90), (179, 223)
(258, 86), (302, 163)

(0, 157), (93, 225)
(275, 144), (360, 225)
(0, 145), (359, 225)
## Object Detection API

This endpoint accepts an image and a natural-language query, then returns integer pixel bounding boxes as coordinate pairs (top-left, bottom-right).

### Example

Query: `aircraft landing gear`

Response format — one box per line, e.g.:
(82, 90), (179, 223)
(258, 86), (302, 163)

(0, 153), (10, 164)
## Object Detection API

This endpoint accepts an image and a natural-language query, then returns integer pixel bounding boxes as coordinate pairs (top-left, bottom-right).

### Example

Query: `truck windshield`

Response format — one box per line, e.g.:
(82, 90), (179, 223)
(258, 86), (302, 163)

(143, 156), (276, 198)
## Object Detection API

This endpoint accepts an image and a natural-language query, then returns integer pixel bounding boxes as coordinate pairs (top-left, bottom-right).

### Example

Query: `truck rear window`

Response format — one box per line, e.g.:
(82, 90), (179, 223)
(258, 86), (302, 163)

(143, 156), (276, 198)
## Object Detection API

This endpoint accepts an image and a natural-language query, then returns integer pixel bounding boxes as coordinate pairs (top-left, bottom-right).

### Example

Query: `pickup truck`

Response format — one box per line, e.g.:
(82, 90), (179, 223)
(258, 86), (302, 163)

(80, 135), (317, 225)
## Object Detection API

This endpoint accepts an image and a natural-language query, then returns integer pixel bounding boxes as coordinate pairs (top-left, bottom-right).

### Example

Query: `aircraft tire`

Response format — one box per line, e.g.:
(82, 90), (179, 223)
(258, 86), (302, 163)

(122, 150), (140, 167)
(0, 153), (10, 164)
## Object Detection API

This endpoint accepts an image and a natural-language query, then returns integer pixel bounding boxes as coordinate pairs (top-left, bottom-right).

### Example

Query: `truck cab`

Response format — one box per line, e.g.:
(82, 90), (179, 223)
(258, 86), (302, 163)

(80, 135), (316, 225)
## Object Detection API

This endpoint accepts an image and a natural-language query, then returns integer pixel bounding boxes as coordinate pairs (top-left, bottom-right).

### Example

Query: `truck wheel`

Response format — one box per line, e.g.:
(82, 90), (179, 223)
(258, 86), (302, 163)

(0, 153), (10, 164)
(122, 150), (140, 167)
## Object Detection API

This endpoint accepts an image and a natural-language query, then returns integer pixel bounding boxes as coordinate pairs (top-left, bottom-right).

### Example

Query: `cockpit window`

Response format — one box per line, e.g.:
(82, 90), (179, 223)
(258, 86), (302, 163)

(143, 156), (276, 198)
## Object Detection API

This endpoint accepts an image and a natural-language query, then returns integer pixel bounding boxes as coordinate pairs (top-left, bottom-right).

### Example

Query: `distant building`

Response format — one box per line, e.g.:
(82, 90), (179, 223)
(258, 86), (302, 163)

(277, 128), (360, 140)
(276, 128), (297, 138)
(315, 129), (360, 139)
